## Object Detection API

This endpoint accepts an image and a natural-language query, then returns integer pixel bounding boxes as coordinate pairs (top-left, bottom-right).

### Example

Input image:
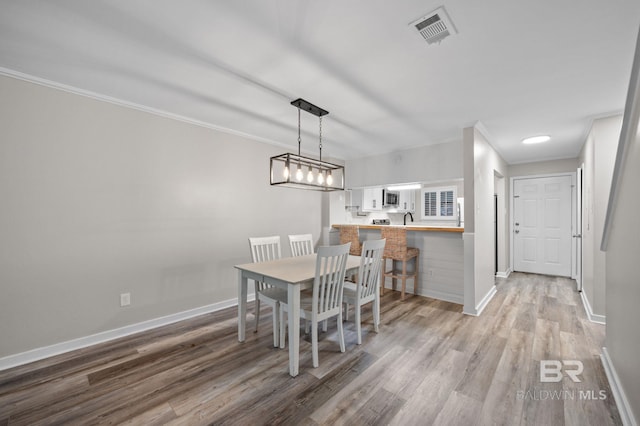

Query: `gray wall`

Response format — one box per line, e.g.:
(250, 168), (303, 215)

(603, 27), (640, 421)
(604, 118), (640, 425)
(0, 75), (323, 358)
(578, 115), (622, 318)
(345, 140), (463, 188)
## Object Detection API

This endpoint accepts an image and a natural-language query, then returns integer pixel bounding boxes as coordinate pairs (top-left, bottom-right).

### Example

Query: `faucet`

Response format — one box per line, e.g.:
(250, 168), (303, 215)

(403, 212), (414, 225)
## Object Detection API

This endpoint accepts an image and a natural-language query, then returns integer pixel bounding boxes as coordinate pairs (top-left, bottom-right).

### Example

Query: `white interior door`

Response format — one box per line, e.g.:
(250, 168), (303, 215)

(513, 175), (572, 277)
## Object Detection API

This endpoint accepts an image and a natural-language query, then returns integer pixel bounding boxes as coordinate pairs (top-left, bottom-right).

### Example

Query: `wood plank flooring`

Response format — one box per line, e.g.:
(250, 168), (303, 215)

(0, 273), (622, 425)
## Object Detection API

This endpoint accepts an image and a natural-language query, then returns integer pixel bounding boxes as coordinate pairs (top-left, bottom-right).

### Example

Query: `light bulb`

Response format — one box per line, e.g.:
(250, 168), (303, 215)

(326, 172), (333, 186)
(317, 171), (324, 184)
(307, 167), (314, 183)
(296, 165), (303, 181)
(283, 166), (289, 178)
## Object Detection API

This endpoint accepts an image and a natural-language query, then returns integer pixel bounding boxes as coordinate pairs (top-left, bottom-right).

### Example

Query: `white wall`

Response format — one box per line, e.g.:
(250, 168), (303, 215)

(602, 26), (640, 422)
(463, 126), (508, 315)
(345, 140), (463, 188)
(508, 158), (578, 177)
(0, 75), (324, 359)
(578, 115), (622, 318)
(604, 120), (640, 426)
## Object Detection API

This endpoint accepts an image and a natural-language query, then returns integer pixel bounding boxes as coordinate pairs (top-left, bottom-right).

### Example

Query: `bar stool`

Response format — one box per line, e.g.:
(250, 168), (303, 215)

(380, 227), (419, 300)
(339, 225), (362, 256)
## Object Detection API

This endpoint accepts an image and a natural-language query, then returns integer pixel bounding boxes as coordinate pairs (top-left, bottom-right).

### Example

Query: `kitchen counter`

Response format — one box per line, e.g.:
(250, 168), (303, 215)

(330, 223), (464, 304)
(332, 224), (464, 233)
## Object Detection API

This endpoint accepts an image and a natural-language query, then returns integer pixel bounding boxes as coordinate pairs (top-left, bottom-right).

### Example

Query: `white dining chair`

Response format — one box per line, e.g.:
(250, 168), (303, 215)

(343, 238), (386, 345)
(279, 243), (351, 368)
(249, 236), (288, 347)
(288, 233), (314, 257)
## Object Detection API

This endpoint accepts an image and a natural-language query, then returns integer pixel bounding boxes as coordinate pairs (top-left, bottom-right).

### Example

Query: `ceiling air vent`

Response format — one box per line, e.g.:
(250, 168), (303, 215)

(410, 6), (457, 45)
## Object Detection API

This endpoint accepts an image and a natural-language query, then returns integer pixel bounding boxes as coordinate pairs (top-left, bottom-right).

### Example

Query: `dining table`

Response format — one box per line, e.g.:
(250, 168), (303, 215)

(235, 253), (362, 377)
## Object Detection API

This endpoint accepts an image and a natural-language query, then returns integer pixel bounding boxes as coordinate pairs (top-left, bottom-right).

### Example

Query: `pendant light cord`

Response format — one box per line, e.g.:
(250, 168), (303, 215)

(297, 107), (302, 156)
(319, 116), (322, 162)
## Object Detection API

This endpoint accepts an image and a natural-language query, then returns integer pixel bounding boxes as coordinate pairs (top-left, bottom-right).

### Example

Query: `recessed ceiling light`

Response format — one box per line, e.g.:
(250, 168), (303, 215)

(522, 135), (551, 144)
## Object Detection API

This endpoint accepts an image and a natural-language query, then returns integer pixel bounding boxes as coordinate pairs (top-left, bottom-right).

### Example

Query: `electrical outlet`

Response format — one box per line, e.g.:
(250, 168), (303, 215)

(120, 292), (131, 307)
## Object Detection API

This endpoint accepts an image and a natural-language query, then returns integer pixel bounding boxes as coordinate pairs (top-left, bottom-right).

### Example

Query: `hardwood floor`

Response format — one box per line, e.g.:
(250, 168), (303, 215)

(0, 273), (621, 425)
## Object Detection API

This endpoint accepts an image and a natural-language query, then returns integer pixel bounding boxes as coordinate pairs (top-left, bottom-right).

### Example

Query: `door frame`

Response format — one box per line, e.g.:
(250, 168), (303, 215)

(575, 165), (583, 291)
(494, 194), (498, 276)
(509, 172), (577, 276)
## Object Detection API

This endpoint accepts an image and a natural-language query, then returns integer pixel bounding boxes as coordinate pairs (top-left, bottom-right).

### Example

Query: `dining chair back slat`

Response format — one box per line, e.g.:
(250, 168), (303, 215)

(358, 239), (386, 300)
(288, 234), (314, 257)
(250, 236), (281, 263)
(314, 245), (349, 318)
(250, 236), (282, 292)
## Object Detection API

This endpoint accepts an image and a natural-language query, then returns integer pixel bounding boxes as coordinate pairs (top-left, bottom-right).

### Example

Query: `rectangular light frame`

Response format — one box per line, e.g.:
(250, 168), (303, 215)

(270, 152), (345, 191)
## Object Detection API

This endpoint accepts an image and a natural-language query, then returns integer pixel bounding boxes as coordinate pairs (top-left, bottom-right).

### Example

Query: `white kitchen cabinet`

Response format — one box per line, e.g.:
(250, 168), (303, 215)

(362, 187), (383, 211)
(397, 190), (415, 212)
(346, 188), (363, 212)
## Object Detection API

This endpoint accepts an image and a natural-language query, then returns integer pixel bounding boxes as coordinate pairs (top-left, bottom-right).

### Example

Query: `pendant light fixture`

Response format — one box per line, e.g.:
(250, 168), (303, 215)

(270, 98), (345, 191)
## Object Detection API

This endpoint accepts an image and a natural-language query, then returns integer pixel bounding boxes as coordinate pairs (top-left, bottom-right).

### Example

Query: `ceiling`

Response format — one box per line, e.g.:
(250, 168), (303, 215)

(1, 1), (639, 164)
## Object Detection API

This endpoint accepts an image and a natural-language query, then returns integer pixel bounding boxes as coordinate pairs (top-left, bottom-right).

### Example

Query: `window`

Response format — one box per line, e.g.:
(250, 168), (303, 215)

(421, 186), (457, 220)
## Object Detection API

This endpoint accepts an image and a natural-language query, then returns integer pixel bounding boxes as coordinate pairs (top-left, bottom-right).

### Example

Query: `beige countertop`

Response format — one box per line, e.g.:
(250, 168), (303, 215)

(332, 224), (464, 233)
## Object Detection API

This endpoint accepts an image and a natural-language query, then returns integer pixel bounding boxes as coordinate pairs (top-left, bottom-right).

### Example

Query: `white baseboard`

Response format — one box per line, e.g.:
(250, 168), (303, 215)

(0, 295), (254, 372)
(601, 347), (638, 426)
(495, 268), (511, 279)
(580, 290), (606, 324)
(463, 285), (497, 316)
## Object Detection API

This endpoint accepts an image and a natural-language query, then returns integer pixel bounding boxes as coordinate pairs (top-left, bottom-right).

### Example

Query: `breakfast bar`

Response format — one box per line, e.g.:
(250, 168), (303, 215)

(332, 224), (465, 304)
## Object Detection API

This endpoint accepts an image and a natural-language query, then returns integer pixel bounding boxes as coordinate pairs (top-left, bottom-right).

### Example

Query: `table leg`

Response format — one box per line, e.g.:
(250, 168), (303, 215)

(288, 284), (301, 377)
(238, 270), (247, 342)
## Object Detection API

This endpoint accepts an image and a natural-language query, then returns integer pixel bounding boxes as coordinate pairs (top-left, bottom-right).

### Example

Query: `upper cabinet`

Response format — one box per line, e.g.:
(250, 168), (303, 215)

(397, 190), (416, 212)
(362, 187), (383, 211)
(347, 188), (363, 210)
(359, 187), (415, 212)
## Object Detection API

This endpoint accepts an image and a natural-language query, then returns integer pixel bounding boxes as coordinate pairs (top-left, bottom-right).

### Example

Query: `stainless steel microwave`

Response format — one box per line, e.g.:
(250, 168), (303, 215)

(383, 190), (399, 206)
